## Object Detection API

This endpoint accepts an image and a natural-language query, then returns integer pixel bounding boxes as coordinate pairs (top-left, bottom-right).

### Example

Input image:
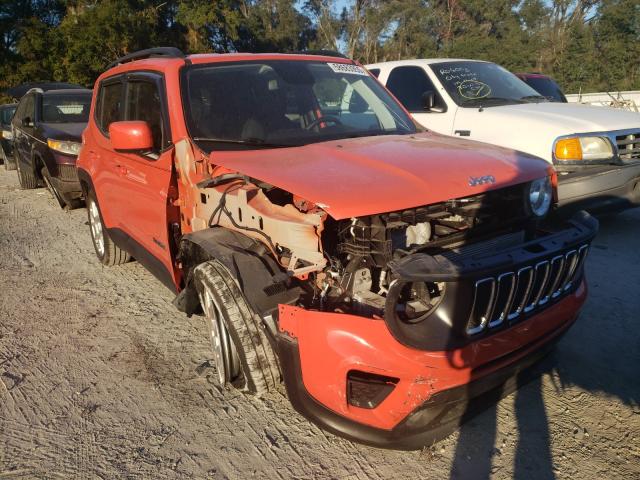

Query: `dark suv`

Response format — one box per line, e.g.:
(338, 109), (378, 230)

(0, 103), (17, 169)
(515, 73), (568, 103)
(12, 88), (92, 208)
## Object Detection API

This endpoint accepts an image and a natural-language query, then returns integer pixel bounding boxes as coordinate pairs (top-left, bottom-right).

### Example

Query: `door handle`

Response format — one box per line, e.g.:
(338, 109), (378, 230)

(115, 164), (128, 176)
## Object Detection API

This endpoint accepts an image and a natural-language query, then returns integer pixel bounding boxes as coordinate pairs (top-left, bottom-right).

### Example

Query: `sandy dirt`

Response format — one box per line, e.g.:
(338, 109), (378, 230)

(0, 167), (638, 479)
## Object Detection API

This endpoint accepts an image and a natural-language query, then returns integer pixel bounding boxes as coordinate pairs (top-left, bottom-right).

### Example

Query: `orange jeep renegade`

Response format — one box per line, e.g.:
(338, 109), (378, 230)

(77, 47), (598, 449)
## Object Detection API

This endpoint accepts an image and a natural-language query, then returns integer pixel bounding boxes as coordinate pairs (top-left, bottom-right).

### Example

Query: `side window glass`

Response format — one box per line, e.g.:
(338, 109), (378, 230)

(13, 100), (25, 123)
(368, 68), (380, 78)
(126, 80), (163, 151)
(386, 66), (438, 112)
(21, 95), (35, 126)
(97, 82), (123, 134)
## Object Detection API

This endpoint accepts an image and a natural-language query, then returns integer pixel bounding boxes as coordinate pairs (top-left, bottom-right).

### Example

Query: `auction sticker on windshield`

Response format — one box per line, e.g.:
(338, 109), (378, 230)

(327, 63), (368, 76)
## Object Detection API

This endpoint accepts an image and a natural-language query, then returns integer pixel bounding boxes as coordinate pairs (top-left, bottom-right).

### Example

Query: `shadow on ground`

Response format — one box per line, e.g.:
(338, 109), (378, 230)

(447, 210), (640, 479)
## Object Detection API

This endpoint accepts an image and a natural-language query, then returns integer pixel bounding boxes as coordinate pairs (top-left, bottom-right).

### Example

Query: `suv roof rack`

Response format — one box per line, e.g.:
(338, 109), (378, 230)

(107, 47), (185, 69)
(294, 50), (349, 59)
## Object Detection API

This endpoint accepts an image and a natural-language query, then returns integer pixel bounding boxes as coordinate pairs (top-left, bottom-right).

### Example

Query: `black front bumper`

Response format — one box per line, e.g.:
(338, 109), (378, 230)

(557, 162), (640, 214)
(277, 313), (576, 450)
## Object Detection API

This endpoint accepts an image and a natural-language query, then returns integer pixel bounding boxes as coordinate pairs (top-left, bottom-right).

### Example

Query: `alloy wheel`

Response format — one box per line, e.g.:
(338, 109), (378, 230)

(201, 289), (240, 385)
(88, 199), (105, 257)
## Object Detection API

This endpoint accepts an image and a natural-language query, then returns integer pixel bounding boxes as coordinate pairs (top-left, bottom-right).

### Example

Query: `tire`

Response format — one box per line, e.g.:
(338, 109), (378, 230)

(15, 151), (38, 189)
(193, 260), (280, 396)
(86, 189), (130, 266)
(41, 167), (66, 209)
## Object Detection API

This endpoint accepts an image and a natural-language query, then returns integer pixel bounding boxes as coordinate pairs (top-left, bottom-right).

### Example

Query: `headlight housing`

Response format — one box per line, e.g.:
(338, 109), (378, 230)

(554, 136), (613, 162)
(47, 139), (82, 156)
(2, 130), (12, 140)
(527, 177), (553, 217)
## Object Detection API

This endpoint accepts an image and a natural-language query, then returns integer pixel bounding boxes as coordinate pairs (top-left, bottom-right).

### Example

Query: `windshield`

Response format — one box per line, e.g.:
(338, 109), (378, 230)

(1, 106), (16, 126)
(182, 60), (416, 150)
(42, 93), (92, 123)
(431, 61), (547, 107)
(521, 76), (567, 103)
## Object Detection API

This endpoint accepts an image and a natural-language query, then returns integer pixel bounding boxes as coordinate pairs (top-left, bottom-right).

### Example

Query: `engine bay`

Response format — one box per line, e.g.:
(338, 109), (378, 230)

(191, 173), (532, 321)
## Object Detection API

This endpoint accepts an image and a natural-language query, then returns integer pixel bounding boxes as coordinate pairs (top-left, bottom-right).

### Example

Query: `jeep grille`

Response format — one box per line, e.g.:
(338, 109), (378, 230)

(466, 245), (589, 335)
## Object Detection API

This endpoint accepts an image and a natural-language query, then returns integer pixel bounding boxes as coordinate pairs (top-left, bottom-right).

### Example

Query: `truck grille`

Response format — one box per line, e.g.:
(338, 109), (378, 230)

(616, 132), (640, 161)
(466, 245), (589, 335)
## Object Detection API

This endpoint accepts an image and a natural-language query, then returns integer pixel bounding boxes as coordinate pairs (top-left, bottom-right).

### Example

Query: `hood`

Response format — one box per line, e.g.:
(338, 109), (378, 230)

(484, 102), (640, 134)
(41, 122), (85, 142)
(211, 133), (548, 220)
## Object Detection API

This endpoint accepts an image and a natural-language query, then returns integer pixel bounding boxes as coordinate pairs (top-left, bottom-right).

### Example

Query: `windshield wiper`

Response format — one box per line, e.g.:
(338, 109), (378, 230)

(520, 95), (548, 102)
(192, 137), (292, 148)
(463, 97), (523, 105)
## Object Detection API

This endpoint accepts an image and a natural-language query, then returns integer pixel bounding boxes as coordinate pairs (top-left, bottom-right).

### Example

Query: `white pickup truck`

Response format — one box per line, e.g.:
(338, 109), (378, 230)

(367, 59), (640, 213)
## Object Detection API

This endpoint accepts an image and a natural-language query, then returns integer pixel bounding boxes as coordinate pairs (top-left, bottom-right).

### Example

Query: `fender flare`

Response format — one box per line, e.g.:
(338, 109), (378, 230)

(174, 227), (301, 317)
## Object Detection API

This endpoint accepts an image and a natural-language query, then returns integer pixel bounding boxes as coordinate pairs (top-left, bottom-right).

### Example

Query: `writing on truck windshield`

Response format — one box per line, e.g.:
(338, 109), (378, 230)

(432, 61), (547, 107)
(181, 60), (416, 150)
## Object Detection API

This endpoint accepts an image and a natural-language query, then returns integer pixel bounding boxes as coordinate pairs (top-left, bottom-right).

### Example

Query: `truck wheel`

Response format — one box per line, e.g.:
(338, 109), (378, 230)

(86, 190), (130, 266)
(193, 260), (280, 395)
(15, 151), (38, 189)
(41, 167), (66, 209)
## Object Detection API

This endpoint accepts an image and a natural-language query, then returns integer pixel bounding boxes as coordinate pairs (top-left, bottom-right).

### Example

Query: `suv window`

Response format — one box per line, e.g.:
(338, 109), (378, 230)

(21, 95), (35, 125)
(16, 94), (36, 127)
(126, 80), (164, 151)
(96, 81), (123, 134)
(42, 93), (92, 123)
(1, 106), (16, 126)
(386, 66), (438, 112)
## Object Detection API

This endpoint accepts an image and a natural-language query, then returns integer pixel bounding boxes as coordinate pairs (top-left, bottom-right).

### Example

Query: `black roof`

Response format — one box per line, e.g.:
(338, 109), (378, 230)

(5, 82), (86, 100)
(107, 47), (185, 69)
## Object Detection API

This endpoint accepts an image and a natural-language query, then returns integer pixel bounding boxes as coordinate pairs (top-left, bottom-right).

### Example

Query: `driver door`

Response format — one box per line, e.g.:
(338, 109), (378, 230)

(380, 65), (456, 135)
(94, 72), (179, 290)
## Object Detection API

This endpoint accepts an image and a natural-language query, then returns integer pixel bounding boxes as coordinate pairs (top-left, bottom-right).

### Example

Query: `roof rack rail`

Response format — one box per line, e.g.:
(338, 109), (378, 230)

(294, 49), (349, 59)
(107, 47), (185, 69)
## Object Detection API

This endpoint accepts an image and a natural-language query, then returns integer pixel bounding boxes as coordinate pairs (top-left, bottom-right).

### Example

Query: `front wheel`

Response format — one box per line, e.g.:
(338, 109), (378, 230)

(86, 190), (130, 266)
(193, 260), (280, 395)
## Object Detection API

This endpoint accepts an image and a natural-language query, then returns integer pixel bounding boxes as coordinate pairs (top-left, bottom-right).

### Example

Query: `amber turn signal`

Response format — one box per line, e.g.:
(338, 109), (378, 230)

(555, 138), (582, 161)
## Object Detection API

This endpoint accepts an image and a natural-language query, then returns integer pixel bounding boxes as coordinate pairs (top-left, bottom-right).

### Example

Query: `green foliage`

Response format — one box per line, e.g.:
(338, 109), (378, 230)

(0, 0), (638, 94)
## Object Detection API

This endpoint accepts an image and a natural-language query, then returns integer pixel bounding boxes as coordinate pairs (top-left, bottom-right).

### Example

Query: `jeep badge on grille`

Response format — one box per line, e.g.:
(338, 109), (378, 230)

(469, 175), (496, 186)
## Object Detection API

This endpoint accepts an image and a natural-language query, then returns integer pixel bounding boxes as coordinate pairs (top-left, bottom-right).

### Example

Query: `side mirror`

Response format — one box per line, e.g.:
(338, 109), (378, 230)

(109, 121), (153, 152)
(422, 91), (436, 111)
(22, 116), (33, 127)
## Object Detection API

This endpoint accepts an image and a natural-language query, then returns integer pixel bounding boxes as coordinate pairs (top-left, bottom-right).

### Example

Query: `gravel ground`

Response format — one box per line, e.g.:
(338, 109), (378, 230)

(0, 166), (639, 479)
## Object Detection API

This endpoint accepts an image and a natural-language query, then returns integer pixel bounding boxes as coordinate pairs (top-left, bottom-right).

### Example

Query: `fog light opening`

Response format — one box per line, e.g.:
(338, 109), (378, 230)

(347, 370), (399, 409)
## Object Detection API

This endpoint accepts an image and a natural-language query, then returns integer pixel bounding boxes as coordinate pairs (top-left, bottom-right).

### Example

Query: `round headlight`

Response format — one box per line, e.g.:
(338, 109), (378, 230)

(528, 177), (552, 217)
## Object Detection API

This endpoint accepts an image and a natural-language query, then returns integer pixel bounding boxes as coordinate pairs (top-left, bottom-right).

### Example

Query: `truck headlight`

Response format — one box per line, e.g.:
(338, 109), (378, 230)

(2, 130), (13, 140)
(554, 136), (613, 162)
(528, 177), (553, 217)
(47, 139), (82, 156)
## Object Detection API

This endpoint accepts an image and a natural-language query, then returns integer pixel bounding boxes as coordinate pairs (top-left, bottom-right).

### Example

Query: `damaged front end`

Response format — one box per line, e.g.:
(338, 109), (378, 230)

(173, 140), (597, 448)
